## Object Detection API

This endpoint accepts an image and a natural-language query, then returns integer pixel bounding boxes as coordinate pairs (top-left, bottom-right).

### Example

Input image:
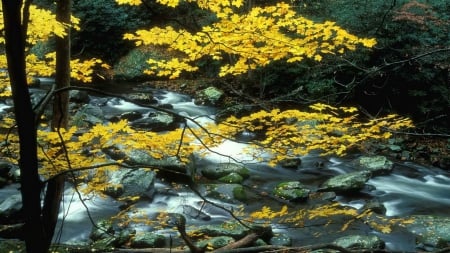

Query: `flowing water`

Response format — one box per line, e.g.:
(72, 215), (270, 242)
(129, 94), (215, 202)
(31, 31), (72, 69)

(0, 82), (449, 250)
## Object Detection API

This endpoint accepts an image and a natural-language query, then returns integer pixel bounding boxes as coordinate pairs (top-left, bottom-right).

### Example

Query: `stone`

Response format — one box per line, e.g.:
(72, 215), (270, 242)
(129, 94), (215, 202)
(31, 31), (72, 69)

(195, 86), (224, 106)
(319, 171), (371, 193)
(196, 236), (234, 250)
(270, 233), (292, 246)
(0, 194), (22, 223)
(232, 185), (247, 202)
(273, 181), (310, 202)
(130, 232), (166, 248)
(90, 219), (114, 241)
(71, 104), (104, 127)
(70, 90), (90, 103)
(130, 112), (177, 131)
(354, 155), (393, 176)
(201, 163), (250, 180)
(124, 93), (157, 104)
(333, 234), (385, 250)
(218, 172), (244, 184)
(279, 157), (302, 169)
(104, 168), (156, 200)
(405, 215), (450, 249)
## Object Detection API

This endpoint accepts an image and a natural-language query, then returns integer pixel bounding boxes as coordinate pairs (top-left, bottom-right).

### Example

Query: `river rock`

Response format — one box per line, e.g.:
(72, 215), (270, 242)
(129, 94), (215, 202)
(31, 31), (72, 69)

(130, 111), (178, 131)
(103, 168), (156, 200)
(201, 163), (250, 180)
(130, 232), (165, 248)
(124, 93), (157, 104)
(218, 172), (244, 184)
(196, 236), (235, 249)
(353, 155), (393, 176)
(196, 221), (271, 240)
(70, 90), (90, 103)
(333, 234), (385, 250)
(200, 184), (247, 203)
(194, 86), (224, 106)
(279, 157), (302, 169)
(319, 171), (371, 193)
(273, 181), (310, 202)
(71, 104), (105, 127)
(270, 233), (292, 246)
(0, 194), (22, 223)
(405, 215), (450, 249)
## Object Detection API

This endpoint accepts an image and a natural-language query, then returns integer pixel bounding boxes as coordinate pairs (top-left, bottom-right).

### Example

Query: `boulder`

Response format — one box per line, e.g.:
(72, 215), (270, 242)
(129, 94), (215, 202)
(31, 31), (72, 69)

(124, 93), (157, 104)
(270, 233), (292, 246)
(130, 232), (165, 248)
(130, 111), (178, 131)
(0, 194), (22, 223)
(70, 90), (90, 103)
(319, 171), (371, 193)
(103, 168), (156, 200)
(71, 104), (104, 127)
(279, 157), (302, 169)
(201, 163), (250, 180)
(405, 215), (450, 249)
(353, 155), (393, 176)
(196, 236), (234, 250)
(273, 181), (310, 202)
(333, 234), (385, 250)
(195, 86), (224, 106)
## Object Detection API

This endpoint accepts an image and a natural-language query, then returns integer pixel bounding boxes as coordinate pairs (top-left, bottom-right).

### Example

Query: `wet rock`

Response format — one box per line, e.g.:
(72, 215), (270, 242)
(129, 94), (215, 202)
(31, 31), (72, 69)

(124, 93), (157, 104)
(130, 232), (165, 248)
(353, 155), (393, 176)
(0, 194), (22, 223)
(232, 185), (247, 202)
(104, 168), (156, 200)
(273, 181), (310, 202)
(181, 205), (211, 221)
(333, 234), (385, 250)
(70, 90), (90, 103)
(130, 111), (177, 131)
(319, 171), (371, 193)
(90, 219), (115, 241)
(279, 157), (302, 169)
(196, 222), (271, 240)
(218, 172), (244, 184)
(195, 86), (224, 106)
(201, 163), (250, 180)
(113, 111), (142, 122)
(200, 184), (247, 203)
(405, 215), (450, 249)
(270, 233), (292, 246)
(71, 104), (104, 127)
(439, 156), (450, 170)
(196, 236), (234, 249)
(362, 199), (386, 215)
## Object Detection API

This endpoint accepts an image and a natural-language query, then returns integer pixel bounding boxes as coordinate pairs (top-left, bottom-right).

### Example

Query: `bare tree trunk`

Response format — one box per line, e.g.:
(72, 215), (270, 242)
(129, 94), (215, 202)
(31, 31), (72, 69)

(42, 0), (72, 248)
(1, 0), (47, 252)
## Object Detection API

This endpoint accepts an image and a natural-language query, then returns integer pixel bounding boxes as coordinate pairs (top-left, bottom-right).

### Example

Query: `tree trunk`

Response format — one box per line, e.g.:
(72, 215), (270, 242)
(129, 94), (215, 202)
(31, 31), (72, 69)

(42, 0), (72, 248)
(1, 0), (47, 252)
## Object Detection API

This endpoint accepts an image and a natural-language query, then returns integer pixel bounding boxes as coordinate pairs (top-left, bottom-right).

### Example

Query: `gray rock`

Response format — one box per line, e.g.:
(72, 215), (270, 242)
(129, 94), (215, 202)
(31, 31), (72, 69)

(124, 93), (157, 104)
(0, 194), (22, 222)
(196, 236), (234, 249)
(273, 181), (310, 202)
(130, 112), (177, 131)
(71, 104), (104, 127)
(195, 86), (224, 106)
(200, 184), (247, 203)
(130, 232), (165, 248)
(218, 172), (244, 184)
(90, 219), (114, 241)
(405, 215), (450, 249)
(270, 233), (292, 246)
(279, 157), (302, 169)
(354, 155), (393, 176)
(333, 234), (385, 249)
(319, 171), (371, 193)
(70, 90), (90, 103)
(202, 163), (250, 180)
(104, 168), (156, 200)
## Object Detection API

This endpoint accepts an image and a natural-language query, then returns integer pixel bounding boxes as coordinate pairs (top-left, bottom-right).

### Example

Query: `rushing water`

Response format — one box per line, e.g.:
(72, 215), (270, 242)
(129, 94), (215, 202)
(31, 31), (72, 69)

(0, 83), (449, 250)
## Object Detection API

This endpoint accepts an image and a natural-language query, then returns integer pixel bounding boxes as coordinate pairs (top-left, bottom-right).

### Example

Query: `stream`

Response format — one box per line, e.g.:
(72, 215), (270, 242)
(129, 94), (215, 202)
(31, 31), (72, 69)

(1, 81), (449, 251)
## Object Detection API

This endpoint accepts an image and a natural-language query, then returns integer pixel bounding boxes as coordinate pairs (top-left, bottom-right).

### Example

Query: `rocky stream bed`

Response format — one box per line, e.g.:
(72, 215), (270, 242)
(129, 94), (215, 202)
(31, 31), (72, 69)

(0, 81), (449, 252)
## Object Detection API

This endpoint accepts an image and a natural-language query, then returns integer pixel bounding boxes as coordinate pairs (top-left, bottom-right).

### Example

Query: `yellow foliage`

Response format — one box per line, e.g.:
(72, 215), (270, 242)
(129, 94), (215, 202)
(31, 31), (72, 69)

(119, 0), (376, 78)
(250, 205), (288, 219)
